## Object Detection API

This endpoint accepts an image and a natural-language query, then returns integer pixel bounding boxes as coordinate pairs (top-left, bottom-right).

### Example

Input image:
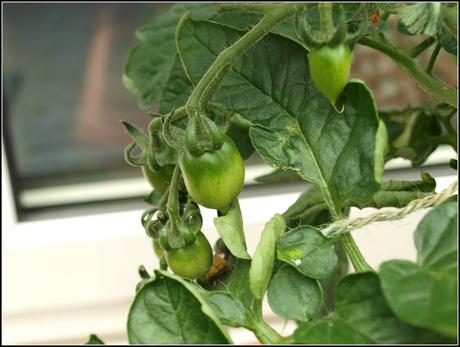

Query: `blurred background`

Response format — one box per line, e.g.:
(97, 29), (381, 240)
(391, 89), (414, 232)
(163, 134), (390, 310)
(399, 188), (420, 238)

(2, 3), (457, 345)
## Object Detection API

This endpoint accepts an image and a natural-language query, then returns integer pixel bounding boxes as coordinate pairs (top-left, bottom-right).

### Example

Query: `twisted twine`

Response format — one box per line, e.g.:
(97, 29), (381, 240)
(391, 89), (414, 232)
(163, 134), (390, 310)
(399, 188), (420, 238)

(322, 180), (458, 238)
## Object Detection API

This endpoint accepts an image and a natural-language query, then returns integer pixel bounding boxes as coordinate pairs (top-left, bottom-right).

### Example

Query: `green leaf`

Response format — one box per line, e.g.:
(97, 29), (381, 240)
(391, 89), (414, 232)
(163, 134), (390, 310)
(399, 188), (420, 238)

(381, 108), (443, 166)
(123, 41), (177, 109)
(225, 121), (255, 160)
(249, 80), (380, 210)
(356, 172), (436, 209)
(213, 200), (251, 260)
(254, 168), (302, 183)
(317, 241), (349, 317)
(380, 172), (436, 192)
(440, 4), (457, 38)
(200, 259), (257, 326)
(374, 120), (388, 183)
(277, 225), (338, 279)
(127, 271), (231, 344)
(204, 291), (253, 328)
(267, 265), (322, 322)
(438, 22), (457, 56)
(177, 18), (380, 210)
(120, 120), (148, 150)
(124, 4), (217, 108)
(144, 190), (164, 206)
(249, 214), (286, 300)
(294, 272), (420, 344)
(282, 184), (326, 222)
(159, 55), (193, 114)
(281, 184), (333, 228)
(380, 202), (458, 337)
(86, 334), (104, 345)
(397, 19), (417, 36)
(376, 4), (408, 14)
(399, 3), (441, 36)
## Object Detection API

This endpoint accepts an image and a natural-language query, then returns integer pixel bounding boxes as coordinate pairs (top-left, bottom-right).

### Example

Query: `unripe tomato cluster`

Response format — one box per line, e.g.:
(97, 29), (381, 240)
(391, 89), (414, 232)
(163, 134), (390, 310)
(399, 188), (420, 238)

(154, 123), (245, 280)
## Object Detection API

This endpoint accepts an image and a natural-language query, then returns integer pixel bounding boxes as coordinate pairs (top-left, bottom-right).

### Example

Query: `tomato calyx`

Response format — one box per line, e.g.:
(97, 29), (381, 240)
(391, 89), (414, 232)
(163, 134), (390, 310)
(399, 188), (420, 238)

(185, 113), (225, 157)
(296, 4), (368, 49)
(121, 117), (177, 192)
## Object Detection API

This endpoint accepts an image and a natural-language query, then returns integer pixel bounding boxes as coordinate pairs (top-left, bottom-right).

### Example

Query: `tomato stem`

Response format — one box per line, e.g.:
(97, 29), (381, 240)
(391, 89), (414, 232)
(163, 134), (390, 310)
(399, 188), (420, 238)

(251, 300), (283, 344)
(318, 3), (335, 38)
(426, 41), (442, 75)
(184, 3), (304, 116)
(408, 36), (436, 58)
(167, 165), (182, 225)
(358, 36), (457, 108)
(330, 207), (374, 273)
(341, 233), (374, 273)
(253, 320), (283, 344)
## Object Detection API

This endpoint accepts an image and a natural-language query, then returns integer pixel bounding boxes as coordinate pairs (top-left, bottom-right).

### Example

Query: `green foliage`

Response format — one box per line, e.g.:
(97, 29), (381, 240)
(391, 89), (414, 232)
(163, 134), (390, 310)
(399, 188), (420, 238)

(86, 334), (104, 345)
(380, 106), (453, 166)
(213, 200), (251, 259)
(249, 214), (286, 300)
(115, 3), (458, 345)
(380, 202), (458, 337)
(267, 265), (322, 322)
(127, 271), (231, 344)
(277, 225), (338, 279)
(294, 272), (423, 343)
(438, 22), (457, 56)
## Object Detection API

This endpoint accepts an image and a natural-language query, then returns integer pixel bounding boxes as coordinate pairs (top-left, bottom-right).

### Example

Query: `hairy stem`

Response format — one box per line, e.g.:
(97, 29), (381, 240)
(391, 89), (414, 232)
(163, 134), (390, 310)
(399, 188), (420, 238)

(318, 3), (334, 37)
(408, 36), (436, 58)
(359, 36), (457, 107)
(330, 208), (374, 273)
(426, 41), (442, 75)
(253, 320), (283, 344)
(341, 233), (374, 272)
(167, 165), (182, 224)
(185, 4), (303, 115)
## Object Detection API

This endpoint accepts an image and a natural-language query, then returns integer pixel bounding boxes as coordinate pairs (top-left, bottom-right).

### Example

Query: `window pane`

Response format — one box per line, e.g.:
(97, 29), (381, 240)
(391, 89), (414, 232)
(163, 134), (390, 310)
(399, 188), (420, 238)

(4, 3), (172, 190)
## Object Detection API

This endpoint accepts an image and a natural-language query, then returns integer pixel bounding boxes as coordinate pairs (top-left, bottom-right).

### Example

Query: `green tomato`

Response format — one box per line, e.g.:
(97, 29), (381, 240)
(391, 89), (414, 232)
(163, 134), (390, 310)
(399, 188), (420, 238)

(165, 232), (213, 279)
(142, 164), (174, 193)
(152, 239), (164, 258)
(309, 44), (352, 107)
(179, 135), (245, 210)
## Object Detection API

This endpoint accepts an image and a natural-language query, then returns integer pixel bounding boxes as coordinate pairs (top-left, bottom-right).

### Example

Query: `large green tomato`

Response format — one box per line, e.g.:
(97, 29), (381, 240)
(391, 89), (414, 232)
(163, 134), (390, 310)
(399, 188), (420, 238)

(309, 44), (352, 107)
(165, 232), (213, 279)
(179, 135), (245, 210)
(142, 164), (174, 193)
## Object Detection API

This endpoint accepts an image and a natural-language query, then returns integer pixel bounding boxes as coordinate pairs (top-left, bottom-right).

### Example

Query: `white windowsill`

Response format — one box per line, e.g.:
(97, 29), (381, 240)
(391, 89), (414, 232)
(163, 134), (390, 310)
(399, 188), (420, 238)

(19, 145), (457, 208)
(2, 144), (457, 344)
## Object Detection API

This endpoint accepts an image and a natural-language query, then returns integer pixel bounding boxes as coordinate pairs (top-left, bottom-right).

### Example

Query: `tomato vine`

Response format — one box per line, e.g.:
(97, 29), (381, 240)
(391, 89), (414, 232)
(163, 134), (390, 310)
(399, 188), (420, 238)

(90, 3), (458, 345)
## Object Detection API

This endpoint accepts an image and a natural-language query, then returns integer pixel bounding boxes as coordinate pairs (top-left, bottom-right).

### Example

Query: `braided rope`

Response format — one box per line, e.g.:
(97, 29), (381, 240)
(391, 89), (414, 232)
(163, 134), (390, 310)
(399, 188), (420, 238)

(322, 180), (458, 238)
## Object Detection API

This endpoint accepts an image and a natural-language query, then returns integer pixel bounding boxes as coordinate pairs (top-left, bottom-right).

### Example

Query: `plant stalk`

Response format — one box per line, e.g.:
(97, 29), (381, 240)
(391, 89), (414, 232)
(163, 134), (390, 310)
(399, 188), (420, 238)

(330, 207), (374, 273)
(426, 41), (442, 75)
(341, 233), (373, 272)
(253, 319), (283, 344)
(408, 36), (436, 58)
(359, 36), (457, 108)
(185, 4), (303, 115)
(167, 165), (182, 224)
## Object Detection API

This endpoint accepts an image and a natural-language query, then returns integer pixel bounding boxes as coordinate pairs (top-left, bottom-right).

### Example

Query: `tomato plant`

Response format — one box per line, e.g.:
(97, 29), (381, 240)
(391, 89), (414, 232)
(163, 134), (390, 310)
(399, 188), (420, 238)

(90, 2), (457, 345)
